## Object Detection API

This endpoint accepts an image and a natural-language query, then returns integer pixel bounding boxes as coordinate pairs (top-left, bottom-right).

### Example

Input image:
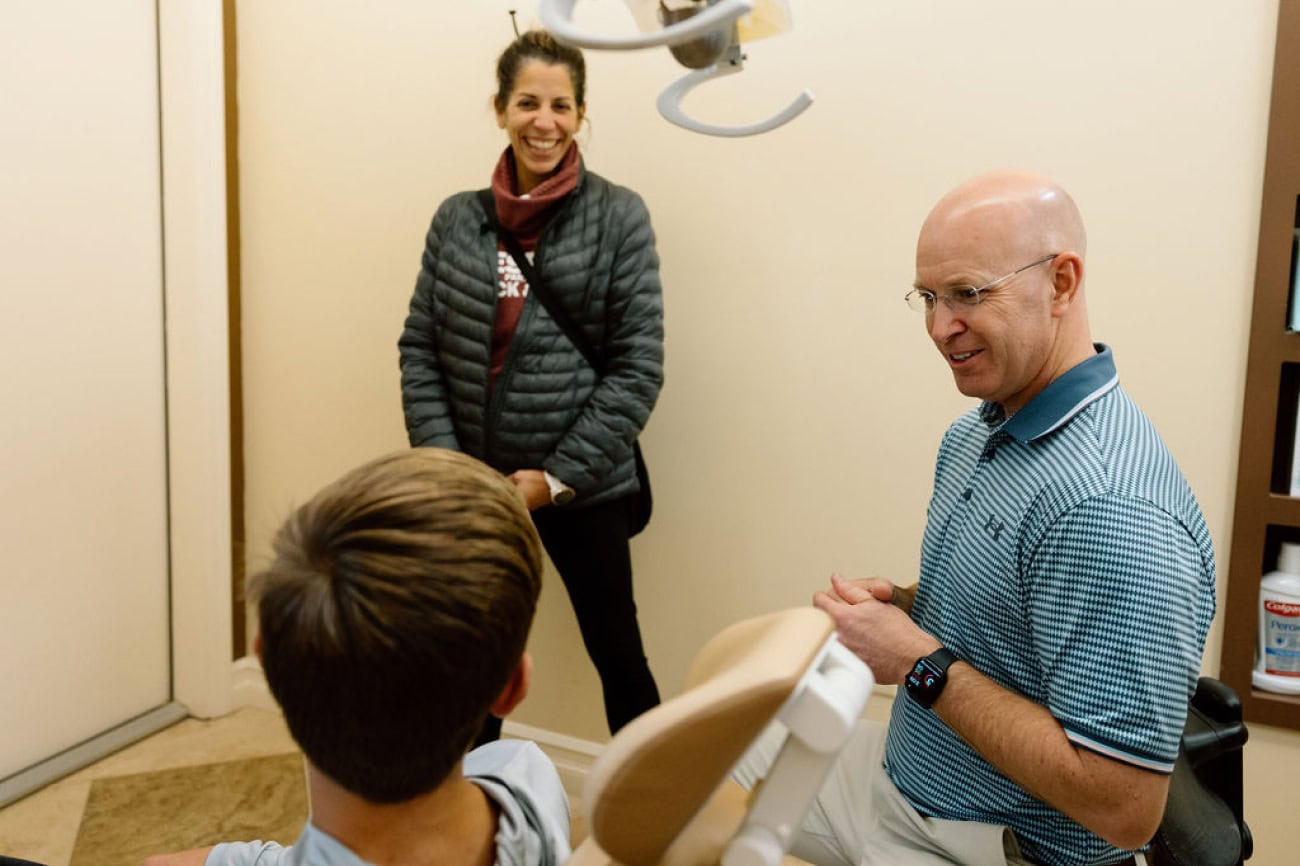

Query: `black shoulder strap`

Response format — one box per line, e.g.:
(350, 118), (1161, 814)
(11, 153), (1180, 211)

(477, 188), (604, 375)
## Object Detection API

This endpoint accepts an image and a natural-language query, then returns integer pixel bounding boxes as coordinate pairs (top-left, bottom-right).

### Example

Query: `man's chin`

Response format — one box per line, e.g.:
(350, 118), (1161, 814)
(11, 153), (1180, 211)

(950, 375), (988, 401)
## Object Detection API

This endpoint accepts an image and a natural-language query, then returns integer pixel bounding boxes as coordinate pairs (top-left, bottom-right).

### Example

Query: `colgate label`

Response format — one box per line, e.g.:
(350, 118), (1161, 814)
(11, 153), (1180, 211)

(1264, 595), (1300, 676)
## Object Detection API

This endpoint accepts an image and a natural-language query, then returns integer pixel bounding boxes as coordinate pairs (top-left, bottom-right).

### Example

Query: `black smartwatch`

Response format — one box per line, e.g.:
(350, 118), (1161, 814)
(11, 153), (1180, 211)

(904, 647), (958, 709)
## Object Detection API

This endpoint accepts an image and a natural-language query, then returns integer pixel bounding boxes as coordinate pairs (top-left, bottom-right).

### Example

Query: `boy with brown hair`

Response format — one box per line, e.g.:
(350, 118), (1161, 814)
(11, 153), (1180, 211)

(146, 448), (570, 866)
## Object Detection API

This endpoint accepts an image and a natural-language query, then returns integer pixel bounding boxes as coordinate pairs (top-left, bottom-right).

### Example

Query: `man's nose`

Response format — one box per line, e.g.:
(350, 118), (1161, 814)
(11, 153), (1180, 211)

(928, 302), (966, 341)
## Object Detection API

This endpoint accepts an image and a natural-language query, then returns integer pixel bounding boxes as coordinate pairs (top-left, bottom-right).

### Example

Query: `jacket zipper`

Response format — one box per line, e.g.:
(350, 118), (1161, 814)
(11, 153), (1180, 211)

(483, 185), (582, 465)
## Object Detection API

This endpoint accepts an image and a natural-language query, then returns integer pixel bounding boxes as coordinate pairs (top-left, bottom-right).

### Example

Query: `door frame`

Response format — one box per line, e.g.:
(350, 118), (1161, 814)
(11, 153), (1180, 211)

(161, 0), (235, 720)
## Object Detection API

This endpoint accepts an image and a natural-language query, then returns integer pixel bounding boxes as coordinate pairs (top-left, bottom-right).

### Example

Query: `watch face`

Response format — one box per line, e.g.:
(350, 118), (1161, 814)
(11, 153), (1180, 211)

(905, 657), (946, 708)
(906, 658), (941, 691)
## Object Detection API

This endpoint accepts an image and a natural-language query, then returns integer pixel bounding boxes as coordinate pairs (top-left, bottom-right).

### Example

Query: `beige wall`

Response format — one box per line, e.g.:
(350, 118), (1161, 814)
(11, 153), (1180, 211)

(238, 1), (1295, 862)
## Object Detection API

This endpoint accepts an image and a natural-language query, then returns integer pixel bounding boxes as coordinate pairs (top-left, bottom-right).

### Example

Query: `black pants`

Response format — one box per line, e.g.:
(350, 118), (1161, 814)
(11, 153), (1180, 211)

(475, 493), (660, 746)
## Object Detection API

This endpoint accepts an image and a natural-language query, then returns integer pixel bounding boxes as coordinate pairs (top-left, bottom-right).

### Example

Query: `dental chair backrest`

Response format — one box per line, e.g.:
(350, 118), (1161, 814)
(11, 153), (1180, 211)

(566, 606), (874, 866)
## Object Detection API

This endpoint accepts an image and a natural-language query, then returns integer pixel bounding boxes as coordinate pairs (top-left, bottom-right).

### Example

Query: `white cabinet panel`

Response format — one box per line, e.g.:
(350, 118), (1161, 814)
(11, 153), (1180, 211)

(0, 0), (171, 779)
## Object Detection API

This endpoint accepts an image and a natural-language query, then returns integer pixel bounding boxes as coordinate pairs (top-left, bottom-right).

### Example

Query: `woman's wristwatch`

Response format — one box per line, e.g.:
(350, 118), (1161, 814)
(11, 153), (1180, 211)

(544, 471), (575, 505)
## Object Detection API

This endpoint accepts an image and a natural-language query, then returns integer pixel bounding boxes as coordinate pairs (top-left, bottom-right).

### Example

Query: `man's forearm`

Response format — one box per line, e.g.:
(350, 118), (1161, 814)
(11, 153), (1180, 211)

(812, 577), (1168, 849)
(931, 661), (1168, 850)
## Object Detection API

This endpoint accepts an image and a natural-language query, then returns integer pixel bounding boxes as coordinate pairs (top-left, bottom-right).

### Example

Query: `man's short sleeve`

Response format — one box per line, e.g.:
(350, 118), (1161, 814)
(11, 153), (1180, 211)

(1025, 494), (1206, 772)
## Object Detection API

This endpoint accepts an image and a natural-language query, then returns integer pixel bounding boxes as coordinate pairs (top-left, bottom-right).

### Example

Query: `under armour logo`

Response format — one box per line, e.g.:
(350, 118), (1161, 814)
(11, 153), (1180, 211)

(984, 516), (1004, 542)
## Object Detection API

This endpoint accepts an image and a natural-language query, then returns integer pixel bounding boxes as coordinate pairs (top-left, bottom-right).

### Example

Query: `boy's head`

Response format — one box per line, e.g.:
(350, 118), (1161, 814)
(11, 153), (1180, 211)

(251, 447), (543, 803)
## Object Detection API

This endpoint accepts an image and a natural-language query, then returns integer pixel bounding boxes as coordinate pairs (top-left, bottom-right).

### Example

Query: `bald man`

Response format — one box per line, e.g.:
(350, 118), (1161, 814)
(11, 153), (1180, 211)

(732, 172), (1215, 866)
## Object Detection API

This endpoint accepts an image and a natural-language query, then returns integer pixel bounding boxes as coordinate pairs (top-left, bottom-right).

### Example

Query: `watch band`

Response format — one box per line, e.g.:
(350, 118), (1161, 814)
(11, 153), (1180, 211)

(904, 647), (958, 710)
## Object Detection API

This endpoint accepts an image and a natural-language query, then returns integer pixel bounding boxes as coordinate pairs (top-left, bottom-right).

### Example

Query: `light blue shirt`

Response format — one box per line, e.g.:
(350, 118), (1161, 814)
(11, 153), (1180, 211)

(884, 345), (1216, 866)
(206, 740), (571, 866)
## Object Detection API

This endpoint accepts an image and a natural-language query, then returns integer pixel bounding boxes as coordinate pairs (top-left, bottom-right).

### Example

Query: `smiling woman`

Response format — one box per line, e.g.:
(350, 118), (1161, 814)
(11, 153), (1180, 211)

(398, 28), (666, 745)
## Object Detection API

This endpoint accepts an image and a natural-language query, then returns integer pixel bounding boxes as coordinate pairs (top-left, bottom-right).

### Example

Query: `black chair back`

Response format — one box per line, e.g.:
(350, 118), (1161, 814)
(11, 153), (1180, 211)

(1149, 677), (1253, 866)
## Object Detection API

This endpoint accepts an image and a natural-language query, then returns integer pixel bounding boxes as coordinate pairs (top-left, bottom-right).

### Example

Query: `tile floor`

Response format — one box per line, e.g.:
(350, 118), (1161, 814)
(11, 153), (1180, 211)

(0, 707), (301, 866)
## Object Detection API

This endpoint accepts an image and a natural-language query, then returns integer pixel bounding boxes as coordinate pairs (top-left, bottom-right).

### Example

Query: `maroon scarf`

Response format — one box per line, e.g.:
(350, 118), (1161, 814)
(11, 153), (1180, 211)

(486, 143), (580, 386)
(489, 143), (581, 245)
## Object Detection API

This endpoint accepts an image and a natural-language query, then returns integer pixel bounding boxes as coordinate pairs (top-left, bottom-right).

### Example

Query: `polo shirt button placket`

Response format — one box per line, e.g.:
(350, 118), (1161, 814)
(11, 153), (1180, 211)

(982, 430), (1009, 462)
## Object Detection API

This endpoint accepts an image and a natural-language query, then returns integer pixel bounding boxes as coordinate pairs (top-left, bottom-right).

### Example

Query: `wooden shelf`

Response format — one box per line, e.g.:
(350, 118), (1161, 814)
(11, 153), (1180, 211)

(1243, 689), (1300, 730)
(1258, 495), (1300, 526)
(1274, 334), (1300, 365)
(1221, 0), (1300, 733)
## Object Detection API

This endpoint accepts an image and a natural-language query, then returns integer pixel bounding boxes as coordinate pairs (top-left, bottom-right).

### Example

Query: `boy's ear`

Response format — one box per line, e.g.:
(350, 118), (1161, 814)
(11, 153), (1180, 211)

(490, 652), (533, 718)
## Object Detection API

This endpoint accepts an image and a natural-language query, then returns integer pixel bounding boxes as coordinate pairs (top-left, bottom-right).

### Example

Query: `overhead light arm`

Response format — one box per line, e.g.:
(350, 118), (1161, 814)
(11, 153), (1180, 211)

(538, 0), (755, 50)
(655, 46), (813, 137)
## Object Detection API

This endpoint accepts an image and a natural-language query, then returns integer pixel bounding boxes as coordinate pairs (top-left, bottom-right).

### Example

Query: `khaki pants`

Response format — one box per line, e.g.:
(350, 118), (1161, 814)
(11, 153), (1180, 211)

(733, 719), (1015, 866)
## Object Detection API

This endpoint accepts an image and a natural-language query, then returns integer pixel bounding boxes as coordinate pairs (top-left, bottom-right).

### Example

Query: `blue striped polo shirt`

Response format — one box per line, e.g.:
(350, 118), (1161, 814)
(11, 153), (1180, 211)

(883, 344), (1216, 866)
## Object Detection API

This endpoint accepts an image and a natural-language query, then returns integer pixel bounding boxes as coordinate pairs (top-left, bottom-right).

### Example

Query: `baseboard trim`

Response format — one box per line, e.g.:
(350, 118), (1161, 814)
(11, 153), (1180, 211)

(502, 720), (603, 800)
(0, 702), (188, 809)
(231, 654), (276, 711)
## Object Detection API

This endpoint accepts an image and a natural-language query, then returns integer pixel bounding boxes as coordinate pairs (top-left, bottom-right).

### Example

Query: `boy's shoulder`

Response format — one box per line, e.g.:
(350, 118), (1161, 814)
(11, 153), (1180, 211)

(202, 823), (358, 866)
(465, 739), (573, 866)
(202, 740), (571, 866)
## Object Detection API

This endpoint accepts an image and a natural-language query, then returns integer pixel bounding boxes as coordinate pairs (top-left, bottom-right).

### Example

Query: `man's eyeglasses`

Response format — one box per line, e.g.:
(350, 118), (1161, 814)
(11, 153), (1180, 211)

(904, 253), (1059, 314)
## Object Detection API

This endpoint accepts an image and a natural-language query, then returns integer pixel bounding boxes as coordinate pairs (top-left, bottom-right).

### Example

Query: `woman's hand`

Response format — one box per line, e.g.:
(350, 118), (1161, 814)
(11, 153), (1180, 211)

(507, 469), (552, 511)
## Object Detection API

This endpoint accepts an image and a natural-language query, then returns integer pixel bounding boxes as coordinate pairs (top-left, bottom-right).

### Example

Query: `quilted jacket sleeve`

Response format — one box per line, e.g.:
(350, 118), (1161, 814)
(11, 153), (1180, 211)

(398, 202), (463, 451)
(543, 186), (663, 494)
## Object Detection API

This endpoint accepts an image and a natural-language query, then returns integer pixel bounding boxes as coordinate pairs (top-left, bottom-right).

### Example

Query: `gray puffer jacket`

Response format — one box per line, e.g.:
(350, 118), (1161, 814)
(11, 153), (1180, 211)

(399, 165), (664, 506)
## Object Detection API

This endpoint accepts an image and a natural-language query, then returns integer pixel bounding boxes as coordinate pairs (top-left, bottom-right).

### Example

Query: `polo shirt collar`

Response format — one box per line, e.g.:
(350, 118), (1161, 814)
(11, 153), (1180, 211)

(979, 343), (1119, 441)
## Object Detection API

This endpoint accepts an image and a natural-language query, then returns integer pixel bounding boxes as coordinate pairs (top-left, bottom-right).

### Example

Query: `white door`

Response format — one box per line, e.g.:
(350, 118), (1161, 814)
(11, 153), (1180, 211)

(0, 0), (172, 781)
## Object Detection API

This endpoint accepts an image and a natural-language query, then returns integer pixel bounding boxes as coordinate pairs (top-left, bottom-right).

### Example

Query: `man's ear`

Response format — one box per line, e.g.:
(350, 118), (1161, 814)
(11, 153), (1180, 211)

(490, 652), (533, 718)
(1050, 252), (1084, 312)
